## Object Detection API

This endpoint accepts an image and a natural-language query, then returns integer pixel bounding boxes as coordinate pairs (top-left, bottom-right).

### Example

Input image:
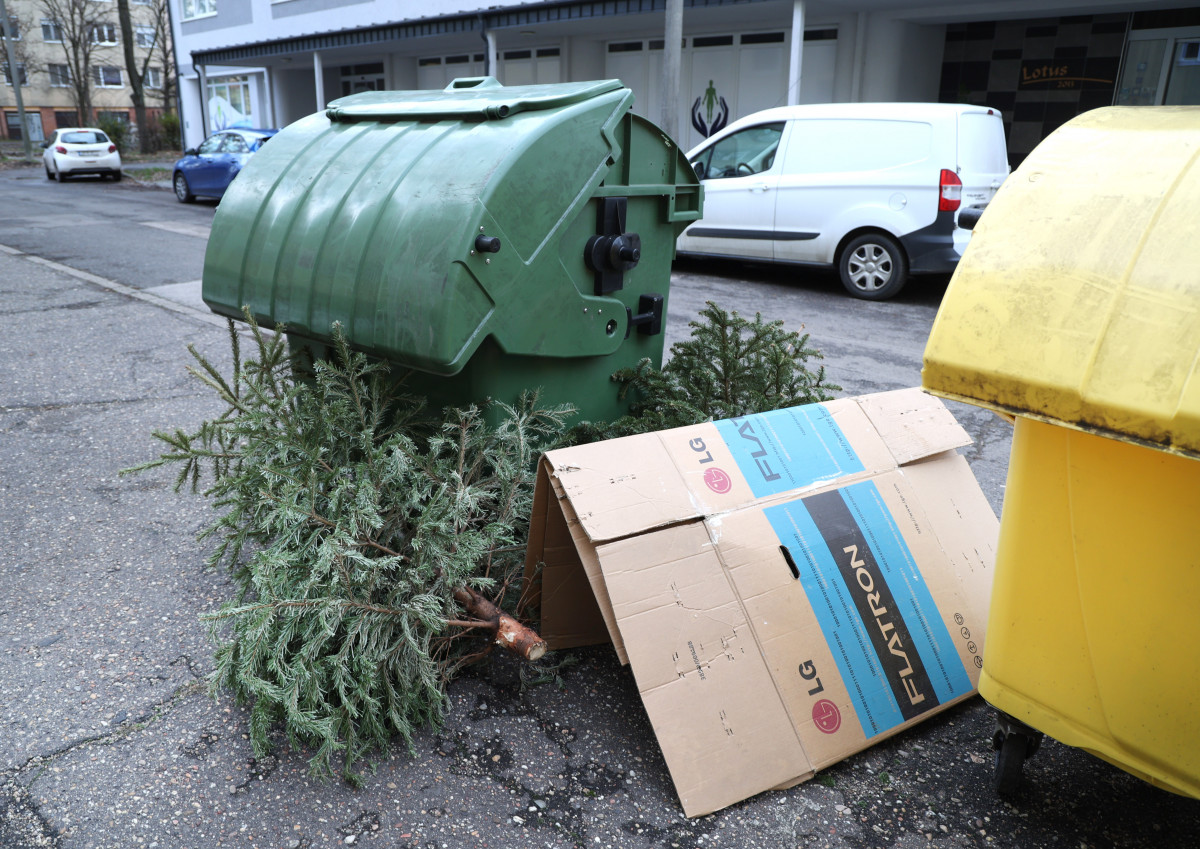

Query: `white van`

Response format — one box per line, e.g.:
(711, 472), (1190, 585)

(677, 102), (1010, 300)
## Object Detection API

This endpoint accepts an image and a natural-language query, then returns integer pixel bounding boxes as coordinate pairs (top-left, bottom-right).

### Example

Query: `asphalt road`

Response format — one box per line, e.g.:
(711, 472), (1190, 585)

(2, 162), (1197, 848)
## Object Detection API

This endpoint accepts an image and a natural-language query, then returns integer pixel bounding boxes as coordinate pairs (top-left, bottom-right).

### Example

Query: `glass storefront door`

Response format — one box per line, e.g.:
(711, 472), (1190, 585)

(1117, 28), (1200, 106)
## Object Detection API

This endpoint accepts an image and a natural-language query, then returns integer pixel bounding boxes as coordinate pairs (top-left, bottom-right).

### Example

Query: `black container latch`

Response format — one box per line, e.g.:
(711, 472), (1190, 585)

(585, 197), (641, 295)
(626, 293), (664, 338)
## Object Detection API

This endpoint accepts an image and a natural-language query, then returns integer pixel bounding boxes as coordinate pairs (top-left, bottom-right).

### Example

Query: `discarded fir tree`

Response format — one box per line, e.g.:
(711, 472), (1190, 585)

(568, 300), (840, 442)
(125, 315), (567, 781)
(126, 300), (838, 782)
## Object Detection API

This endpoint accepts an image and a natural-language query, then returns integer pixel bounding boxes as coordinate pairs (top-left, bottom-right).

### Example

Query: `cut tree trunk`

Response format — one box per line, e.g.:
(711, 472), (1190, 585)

(454, 587), (548, 661)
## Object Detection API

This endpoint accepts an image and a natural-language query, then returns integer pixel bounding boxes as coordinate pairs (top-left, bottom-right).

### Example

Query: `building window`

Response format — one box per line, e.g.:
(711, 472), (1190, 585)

(3, 62), (28, 86)
(6, 112), (26, 140)
(55, 110), (79, 127)
(96, 110), (128, 125)
(41, 18), (63, 42)
(1178, 39), (1200, 66)
(4, 16), (19, 39)
(134, 24), (156, 48)
(92, 65), (122, 87)
(182, 0), (216, 20)
(49, 64), (71, 87)
(144, 66), (162, 89)
(207, 75), (253, 129)
(90, 22), (118, 44)
(741, 32), (786, 46)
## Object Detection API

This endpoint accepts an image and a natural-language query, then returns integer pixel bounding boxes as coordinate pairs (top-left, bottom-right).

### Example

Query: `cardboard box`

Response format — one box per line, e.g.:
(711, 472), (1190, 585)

(524, 388), (998, 816)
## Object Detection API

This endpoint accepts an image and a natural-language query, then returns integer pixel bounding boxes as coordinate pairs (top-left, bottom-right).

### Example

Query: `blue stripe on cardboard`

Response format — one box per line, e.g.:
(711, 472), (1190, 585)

(713, 404), (865, 499)
(764, 481), (971, 739)
(838, 481), (972, 704)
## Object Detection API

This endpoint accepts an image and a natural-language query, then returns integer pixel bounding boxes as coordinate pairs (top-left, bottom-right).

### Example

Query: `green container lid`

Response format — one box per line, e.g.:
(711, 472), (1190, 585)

(325, 77), (625, 122)
(202, 77), (701, 422)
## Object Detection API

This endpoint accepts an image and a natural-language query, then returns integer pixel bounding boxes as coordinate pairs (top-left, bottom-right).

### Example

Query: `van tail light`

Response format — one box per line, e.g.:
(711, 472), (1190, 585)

(939, 169), (962, 212)
(55, 145), (67, 154)
(108, 144), (118, 153)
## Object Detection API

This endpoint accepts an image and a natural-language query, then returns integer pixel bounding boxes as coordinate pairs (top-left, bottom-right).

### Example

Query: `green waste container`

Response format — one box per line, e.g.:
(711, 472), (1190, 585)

(201, 76), (702, 423)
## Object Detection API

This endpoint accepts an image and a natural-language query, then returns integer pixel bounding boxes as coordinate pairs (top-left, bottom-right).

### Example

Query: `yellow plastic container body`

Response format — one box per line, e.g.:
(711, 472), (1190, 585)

(923, 106), (1200, 799)
(983, 417), (1200, 798)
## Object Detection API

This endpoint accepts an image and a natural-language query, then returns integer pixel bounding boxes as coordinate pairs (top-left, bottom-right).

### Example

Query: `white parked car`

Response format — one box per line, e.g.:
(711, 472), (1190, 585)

(677, 102), (1010, 300)
(42, 127), (123, 182)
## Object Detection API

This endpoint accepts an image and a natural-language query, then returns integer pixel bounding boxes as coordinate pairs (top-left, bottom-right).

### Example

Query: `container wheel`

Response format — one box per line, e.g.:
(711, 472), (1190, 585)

(993, 730), (1027, 796)
(990, 711), (1044, 797)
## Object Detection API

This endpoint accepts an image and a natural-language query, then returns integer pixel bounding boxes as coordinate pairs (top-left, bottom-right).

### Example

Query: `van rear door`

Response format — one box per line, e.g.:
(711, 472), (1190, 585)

(956, 108), (1009, 213)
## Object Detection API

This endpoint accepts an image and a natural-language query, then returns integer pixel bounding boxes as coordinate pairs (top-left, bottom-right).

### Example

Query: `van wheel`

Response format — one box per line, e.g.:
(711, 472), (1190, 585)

(839, 233), (908, 300)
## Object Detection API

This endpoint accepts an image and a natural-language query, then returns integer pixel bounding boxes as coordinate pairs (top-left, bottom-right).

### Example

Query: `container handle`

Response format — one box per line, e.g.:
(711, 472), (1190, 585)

(447, 76), (503, 91)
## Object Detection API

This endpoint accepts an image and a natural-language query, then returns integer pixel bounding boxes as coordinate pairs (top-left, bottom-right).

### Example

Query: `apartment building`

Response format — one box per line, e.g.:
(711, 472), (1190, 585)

(1, 0), (173, 143)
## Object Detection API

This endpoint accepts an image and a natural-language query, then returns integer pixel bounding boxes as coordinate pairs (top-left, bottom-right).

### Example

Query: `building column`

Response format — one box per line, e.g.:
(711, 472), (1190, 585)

(851, 11), (868, 101)
(787, 0), (805, 106)
(661, 0), (683, 141)
(313, 51), (324, 111)
(197, 63), (210, 138)
(263, 66), (277, 128)
(485, 31), (498, 80)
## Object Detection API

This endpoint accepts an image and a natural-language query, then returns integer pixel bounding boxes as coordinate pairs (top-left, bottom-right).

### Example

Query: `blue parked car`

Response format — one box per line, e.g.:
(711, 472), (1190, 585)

(173, 128), (278, 203)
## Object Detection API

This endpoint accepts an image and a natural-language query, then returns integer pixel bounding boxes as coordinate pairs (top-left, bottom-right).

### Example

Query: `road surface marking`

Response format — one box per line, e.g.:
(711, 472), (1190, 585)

(140, 220), (212, 239)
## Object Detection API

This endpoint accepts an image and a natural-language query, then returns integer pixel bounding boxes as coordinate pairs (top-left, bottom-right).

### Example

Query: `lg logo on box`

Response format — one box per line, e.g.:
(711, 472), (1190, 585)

(801, 659), (841, 734)
(703, 468), (732, 493)
(690, 437), (733, 493)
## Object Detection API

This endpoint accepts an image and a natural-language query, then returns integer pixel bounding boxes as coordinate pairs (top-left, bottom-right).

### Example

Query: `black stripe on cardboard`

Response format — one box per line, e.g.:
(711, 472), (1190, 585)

(803, 490), (940, 721)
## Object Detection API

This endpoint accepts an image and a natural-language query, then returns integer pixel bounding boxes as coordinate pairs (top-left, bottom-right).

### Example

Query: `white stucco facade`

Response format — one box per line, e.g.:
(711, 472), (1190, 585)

(167, 0), (1200, 161)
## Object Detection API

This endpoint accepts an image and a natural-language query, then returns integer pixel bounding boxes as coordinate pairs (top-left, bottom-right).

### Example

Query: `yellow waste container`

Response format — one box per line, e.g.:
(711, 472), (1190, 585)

(922, 106), (1200, 799)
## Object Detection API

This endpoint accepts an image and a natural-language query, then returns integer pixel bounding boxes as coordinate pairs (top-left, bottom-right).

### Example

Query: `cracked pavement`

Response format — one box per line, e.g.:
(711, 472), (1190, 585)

(3, 246), (1199, 848)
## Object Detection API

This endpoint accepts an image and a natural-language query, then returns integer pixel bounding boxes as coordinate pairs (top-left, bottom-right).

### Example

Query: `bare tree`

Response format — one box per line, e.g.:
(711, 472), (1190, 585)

(148, 0), (176, 116)
(1, 0), (33, 156)
(115, 0), (146, 151)
(39, 0), (116, 125)
(118, 0), (177, 150)
(1, 9), (46, 89)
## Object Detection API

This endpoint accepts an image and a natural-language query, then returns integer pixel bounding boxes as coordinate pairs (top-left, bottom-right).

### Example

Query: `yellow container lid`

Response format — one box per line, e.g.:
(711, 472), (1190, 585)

(923, 106), (1200, 457)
